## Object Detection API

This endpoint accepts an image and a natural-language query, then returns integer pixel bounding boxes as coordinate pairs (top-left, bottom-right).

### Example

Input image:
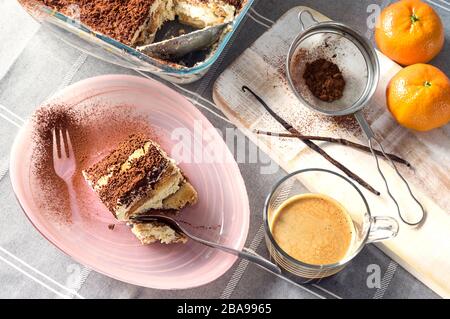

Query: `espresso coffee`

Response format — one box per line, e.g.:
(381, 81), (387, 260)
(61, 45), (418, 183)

(270, 193), (354, 265)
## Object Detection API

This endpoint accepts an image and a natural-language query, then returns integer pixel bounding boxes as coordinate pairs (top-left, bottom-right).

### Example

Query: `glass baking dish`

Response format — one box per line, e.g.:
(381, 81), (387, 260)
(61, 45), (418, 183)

(18, 0), (254, 83)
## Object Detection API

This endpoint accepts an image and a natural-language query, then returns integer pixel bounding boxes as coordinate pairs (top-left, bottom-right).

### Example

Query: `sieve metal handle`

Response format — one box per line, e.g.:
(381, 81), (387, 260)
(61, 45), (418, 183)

(355, 111), (425, 226)
(298, 10), (319, 31)
(355, 111), (375, 139)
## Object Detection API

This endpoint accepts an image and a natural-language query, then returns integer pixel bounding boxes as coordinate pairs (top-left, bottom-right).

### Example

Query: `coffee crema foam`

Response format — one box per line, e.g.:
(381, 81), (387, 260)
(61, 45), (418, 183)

(270, 193), (355, 265)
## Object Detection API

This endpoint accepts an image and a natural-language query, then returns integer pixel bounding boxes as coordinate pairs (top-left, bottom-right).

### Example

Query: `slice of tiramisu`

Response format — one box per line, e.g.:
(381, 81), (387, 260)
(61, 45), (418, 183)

(131, 221), (188, 244)
(83, 133), (197, 244)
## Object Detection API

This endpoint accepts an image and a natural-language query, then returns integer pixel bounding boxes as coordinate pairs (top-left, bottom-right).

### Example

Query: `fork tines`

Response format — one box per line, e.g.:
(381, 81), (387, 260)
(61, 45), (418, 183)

(52, 127), (74, 159)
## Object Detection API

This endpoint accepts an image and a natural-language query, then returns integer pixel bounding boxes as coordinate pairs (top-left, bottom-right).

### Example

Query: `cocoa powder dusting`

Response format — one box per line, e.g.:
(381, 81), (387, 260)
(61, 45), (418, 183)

(32, 105), (80, 224)
(30, 103), (159, 226)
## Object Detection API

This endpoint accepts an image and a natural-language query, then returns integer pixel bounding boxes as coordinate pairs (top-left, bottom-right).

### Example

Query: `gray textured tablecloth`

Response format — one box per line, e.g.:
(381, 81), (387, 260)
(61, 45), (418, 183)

(0, 0), (448, 299)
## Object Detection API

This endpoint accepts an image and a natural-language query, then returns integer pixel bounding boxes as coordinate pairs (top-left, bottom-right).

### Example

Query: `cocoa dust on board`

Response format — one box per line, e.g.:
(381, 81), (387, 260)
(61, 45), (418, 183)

(31, 102), (159, 226)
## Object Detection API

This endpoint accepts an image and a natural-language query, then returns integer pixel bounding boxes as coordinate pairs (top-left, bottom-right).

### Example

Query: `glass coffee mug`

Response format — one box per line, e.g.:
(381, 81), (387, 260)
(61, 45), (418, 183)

(264, 168), (399, 279)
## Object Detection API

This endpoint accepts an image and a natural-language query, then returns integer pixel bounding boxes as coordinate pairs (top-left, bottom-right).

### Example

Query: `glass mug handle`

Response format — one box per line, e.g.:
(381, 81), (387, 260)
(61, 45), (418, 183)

(367, 216), (399, 243)
(298, 10), (319, 31)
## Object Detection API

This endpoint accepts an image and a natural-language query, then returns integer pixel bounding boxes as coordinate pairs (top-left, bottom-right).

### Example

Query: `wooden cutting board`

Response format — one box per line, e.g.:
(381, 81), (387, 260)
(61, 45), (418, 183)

(213, 6), (450, 298)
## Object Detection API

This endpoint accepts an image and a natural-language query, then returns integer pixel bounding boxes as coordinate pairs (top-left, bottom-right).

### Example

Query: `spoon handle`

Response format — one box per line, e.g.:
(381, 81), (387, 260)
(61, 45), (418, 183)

(240, 248), (282, 275)
(130, 215), (282, 274)
(188, 234), (281, 274)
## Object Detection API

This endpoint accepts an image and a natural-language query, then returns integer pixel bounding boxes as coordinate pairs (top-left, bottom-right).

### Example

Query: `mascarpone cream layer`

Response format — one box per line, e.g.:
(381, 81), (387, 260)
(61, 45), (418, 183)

(175, 1), (236, 28)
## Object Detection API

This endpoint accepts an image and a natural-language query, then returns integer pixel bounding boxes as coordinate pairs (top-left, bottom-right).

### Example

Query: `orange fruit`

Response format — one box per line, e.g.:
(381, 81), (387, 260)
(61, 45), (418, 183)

(386, 64), (450, 131)
(375, 0), (444, 65)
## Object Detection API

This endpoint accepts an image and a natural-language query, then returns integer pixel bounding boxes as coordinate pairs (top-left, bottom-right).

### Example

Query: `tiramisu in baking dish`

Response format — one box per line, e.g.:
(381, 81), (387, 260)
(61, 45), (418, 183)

(83, 133), (198, 244)
(38, 0), (243, 47)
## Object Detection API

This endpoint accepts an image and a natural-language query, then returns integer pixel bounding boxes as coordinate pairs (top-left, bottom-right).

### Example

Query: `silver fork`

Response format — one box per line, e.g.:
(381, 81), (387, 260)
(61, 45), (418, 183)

(131, 214), (282, 275)
(52, 128), (80, 224)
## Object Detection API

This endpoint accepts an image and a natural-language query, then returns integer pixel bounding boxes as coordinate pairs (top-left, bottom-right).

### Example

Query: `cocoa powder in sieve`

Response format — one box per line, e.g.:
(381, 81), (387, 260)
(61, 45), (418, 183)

(303, 58), (346, 102)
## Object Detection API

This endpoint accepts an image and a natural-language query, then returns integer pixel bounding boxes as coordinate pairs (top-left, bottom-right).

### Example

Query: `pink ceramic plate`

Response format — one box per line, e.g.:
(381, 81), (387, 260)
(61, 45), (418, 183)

(10, 75), (249, 289)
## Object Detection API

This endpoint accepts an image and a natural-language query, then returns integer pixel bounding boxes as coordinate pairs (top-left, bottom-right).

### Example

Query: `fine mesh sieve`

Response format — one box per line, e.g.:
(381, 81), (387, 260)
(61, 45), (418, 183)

(287, 11), (379, 116)
(286, 10), (425, 226)
(288, 31), (373, 115)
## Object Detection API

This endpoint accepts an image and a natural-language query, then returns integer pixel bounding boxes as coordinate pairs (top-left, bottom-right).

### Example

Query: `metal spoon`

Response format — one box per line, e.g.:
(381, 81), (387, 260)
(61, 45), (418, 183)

(131, 214), (281, 274)
(136, 22), (231, 59)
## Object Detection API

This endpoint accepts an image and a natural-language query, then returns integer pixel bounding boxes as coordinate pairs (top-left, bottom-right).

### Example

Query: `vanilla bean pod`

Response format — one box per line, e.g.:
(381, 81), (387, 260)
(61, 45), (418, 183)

(242, 85), (380, 195)
(255, 130), (411, 167)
